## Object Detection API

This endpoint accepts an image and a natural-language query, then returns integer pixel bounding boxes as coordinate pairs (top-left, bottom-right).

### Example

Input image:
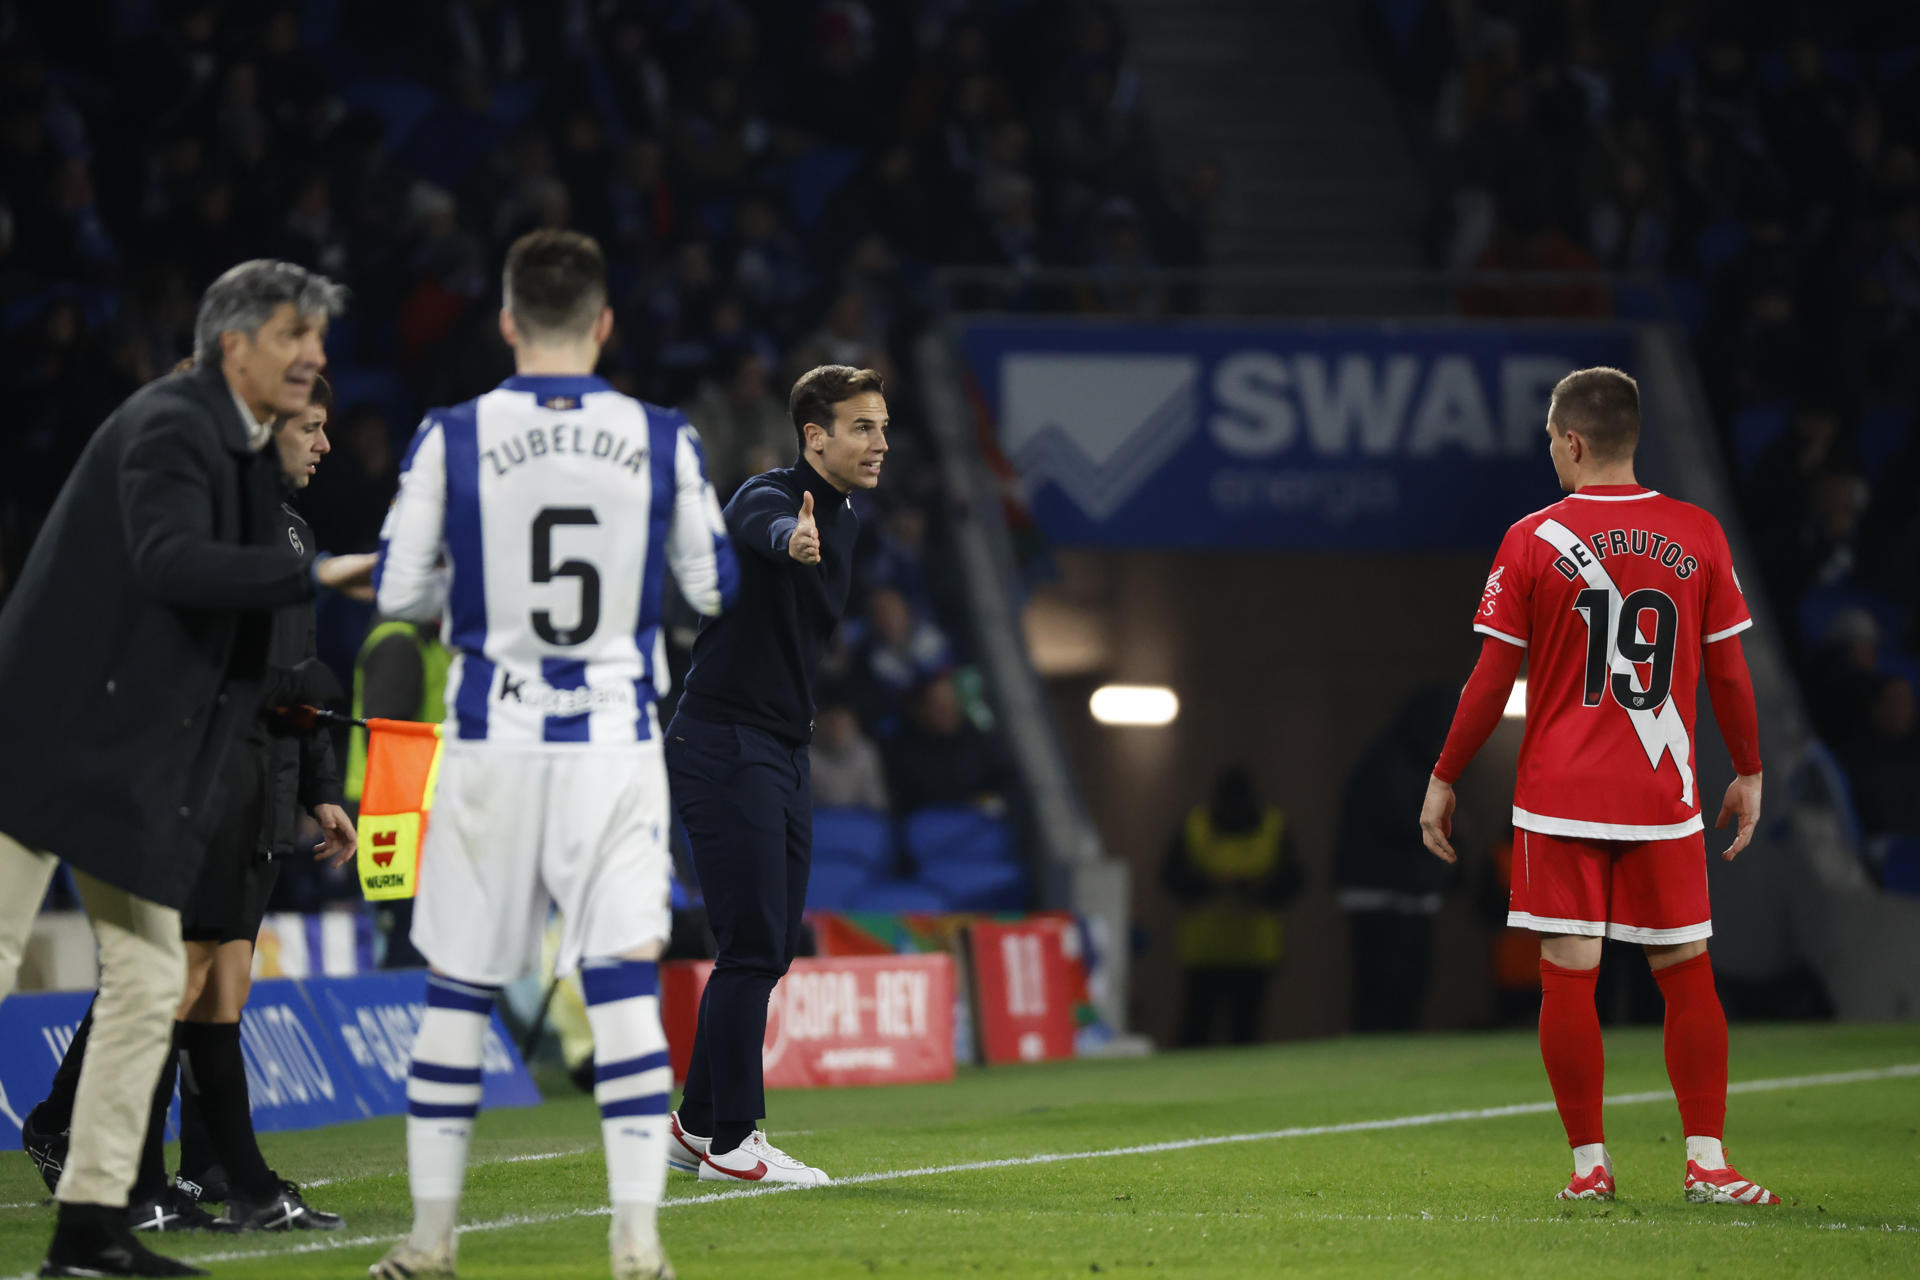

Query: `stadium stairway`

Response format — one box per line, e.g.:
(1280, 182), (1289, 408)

(1116, 0), (1431, 313)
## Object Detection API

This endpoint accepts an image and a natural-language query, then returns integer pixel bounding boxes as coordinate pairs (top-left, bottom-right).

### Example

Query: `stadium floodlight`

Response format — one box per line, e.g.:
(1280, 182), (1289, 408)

(1090, 684), (1179, 726)
(1504, 680), (1527, 719)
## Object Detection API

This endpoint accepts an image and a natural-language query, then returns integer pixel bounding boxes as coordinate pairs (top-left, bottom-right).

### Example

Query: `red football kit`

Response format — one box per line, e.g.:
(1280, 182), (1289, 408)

(1435, 485), (1763, 944)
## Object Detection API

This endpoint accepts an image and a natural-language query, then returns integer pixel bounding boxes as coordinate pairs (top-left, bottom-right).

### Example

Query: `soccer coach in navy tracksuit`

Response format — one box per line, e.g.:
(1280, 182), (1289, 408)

(663, 365), (888, 1187)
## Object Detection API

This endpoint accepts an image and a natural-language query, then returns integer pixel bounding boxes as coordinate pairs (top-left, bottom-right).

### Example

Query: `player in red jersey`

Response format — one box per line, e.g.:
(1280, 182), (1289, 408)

(1418, 367), (1780, 1207)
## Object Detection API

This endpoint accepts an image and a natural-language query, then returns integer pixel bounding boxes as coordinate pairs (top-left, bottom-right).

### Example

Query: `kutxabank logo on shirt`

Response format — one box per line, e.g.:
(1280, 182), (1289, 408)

(999, 353), (1201, 521)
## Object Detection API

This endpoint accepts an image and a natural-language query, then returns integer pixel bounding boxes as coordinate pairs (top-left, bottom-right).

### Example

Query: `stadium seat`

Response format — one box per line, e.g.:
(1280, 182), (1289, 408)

(1694, 217), (1749, 280)
(1796, 583), (1908, 655)
(902, 806), (1015, 869)
(847, 879), (952, 913)
(811, 807), (894, 872)
(916, 859), (1030, 911)
(327, 365), (407, 426)
(338, 77), (441, 151)
(1856, 403), (1914, 475)
(1730, 402), (1790, 477)
(1880, 836), (1920, 896)
(804, 859), (873, 911)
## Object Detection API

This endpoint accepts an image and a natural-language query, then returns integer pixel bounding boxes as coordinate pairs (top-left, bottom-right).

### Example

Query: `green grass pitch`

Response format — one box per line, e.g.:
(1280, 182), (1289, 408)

(2, 1023), (1915, 1278)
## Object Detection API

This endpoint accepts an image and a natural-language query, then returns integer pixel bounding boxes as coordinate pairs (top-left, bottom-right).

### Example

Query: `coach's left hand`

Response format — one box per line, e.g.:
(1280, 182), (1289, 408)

(1715, 771), (1762, 861)
(313, 802), (358, 867)
(1419, 774), (1457, 864)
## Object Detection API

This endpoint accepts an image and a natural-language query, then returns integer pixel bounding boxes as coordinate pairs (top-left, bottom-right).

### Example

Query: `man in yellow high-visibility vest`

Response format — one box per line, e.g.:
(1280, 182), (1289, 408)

(1161, 765), (1303, 1046)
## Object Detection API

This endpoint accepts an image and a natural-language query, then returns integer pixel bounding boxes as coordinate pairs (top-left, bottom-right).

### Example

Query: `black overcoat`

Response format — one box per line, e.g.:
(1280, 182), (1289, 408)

(0, 361), (314, 908)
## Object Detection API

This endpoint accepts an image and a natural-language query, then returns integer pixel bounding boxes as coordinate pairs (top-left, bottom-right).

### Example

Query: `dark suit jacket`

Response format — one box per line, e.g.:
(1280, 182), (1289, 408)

(0, 362), (315, 907)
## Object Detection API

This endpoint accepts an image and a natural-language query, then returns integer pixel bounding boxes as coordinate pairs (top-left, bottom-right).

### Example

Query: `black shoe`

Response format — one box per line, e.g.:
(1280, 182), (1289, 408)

(40, 1201), (208, 1277)
(172, 1166), (229, 1206)
(129, 1186), (231, 1234)
(20, 1106), (68, 1196)
(217, 1179), (343, 1231)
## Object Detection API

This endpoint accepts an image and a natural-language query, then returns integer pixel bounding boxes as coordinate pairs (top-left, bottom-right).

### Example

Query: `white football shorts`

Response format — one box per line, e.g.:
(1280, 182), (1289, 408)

(410, 742), (672, 986)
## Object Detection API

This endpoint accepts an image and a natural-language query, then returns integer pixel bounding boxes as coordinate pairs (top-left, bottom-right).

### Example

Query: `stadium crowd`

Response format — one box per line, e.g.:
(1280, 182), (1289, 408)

(1373, 0), (1920, 876)
(0, 0), (1196, 912)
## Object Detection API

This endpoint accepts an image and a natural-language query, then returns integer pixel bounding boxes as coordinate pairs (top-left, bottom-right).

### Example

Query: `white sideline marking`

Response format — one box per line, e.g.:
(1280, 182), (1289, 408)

(301, 1145), (596, 1190)
(10, 1061), (1915, 1274)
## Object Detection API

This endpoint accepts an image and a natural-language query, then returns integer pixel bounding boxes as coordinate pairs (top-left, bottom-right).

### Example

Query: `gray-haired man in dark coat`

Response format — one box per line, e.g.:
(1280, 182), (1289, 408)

(0, 259), (346, 1279)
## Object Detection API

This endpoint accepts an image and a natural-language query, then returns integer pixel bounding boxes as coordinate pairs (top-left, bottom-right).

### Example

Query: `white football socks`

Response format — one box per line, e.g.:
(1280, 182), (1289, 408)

(1686, 1135), (1726, 1169)
(581, 958), (672, 1251)
(405, 974), (496, 1252)
(1571, 1142), (1611, 1177)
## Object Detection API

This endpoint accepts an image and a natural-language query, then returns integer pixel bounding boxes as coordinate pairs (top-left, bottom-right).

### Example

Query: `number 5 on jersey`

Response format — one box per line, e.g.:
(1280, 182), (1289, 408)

(531, 506), (600, 646)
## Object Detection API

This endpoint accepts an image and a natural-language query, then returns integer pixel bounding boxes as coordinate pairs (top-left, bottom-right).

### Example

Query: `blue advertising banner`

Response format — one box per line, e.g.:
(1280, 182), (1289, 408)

(305, 971), (542, 1114)
(0, 972), (538, 1150)
(959, 320), (1638, 550)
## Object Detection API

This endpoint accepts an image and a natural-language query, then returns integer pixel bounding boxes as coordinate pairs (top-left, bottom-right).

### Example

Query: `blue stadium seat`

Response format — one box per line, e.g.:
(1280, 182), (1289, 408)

(338, 77), (441, 150)
(848, 879), (952, 913)
(902, 807), (1015, 869)
(917, 859), (1030, 911)
(1730, 402), (1790, 477)
(1856, 403), (1914, 475)
(781, 145), (861, 229)
(327, 365), (406, 426)
(1694, 218), (1749, 280)
(1796, 583), (1907, 654)
(1876, 46), (1920, 86)
(812, 807), (894, 872)
(1881, 836), (1920, 896)
(804, 859), (873, 911)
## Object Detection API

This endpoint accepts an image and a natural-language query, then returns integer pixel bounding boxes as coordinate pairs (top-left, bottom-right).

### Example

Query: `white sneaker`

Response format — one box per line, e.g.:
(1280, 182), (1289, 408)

(666, 1112), (709, 1175)
(611, 1233), (676, 1280)
(369, 1239), (457, 1279)
(696, 1131), (831, 1186)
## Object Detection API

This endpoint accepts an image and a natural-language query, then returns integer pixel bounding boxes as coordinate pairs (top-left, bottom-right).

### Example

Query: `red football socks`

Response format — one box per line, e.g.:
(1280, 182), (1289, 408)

(1653, 951), (1728, 1140)
(1538, 958), (1606, 1148)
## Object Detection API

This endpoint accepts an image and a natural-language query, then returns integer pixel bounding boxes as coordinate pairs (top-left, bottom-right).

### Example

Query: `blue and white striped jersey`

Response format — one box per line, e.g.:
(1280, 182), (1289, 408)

(374, 373), (739, 744)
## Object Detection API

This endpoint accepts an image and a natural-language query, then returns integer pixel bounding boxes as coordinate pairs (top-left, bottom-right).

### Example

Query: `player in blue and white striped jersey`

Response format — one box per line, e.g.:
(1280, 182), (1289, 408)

(371, 230), (731, 1280)
(374, 343), (734, 743)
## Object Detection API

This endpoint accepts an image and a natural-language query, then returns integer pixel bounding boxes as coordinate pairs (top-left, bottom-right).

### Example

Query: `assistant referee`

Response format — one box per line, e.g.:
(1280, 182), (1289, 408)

(663, 365), (888, 1186)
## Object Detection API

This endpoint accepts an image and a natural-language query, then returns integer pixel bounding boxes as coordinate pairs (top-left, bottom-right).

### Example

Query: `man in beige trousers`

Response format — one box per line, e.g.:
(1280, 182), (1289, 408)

(0, 260), (345, 1278)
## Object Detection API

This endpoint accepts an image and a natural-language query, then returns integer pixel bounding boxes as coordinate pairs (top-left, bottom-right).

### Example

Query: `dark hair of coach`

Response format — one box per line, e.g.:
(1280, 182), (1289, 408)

(0, 259), (346, 911)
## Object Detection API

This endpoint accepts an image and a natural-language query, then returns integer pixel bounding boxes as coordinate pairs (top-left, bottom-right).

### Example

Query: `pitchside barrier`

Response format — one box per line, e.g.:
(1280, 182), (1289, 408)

(0, 971), (539, 1149)
(650, 911), (1099, 1089)
(0, 910), (1102, 1145)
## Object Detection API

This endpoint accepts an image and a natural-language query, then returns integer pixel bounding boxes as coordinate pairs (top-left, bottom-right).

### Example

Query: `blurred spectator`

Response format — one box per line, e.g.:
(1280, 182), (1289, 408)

(1335, 684), (1456, 1033)
(858, 503), (934, 617)
(1807, 609), (1886, 751)
(810, 701), (889, 813)
(687, 347), (795, 497)
(861, 585), (952, 707)
(1074, 196), (1168, 316)
(888, 673), (1010, 813)
(785, 287), (894, 388)
(1161, 765), (1303, 1047)
(1844, 676), (1920, 839)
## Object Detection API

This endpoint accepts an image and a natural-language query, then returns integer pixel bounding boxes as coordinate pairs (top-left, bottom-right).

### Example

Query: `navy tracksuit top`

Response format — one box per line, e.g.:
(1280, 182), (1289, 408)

(676, 457), (857, 745)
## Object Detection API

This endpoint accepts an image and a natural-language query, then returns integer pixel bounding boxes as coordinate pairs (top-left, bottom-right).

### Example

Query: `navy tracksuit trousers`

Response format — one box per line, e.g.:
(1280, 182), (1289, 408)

(665, 712), (812, 1130)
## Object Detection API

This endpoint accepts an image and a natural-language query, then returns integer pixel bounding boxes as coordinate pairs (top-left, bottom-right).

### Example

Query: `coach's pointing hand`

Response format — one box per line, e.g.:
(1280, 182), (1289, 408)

(1419, 774), (1458, 864)
(1715, 771), (1762, 861)
(788, 490), (821, 565)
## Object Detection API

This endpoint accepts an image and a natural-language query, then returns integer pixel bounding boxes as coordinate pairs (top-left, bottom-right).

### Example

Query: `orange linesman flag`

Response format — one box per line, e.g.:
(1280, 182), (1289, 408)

(354, 719), (444, 900)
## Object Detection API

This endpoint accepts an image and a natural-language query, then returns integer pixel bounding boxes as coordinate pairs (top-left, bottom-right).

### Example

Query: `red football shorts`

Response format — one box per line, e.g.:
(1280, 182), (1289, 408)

(1507, 827), (1711, 945)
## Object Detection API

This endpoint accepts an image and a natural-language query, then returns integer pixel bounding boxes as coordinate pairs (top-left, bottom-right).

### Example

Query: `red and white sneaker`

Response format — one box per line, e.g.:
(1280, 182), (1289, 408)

(697, 1131), (831, 1186)
(1684, 1160), (1781, 1205)
(1556, 1166), (1616, 1201)
(666, 1112), (709, 1175)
